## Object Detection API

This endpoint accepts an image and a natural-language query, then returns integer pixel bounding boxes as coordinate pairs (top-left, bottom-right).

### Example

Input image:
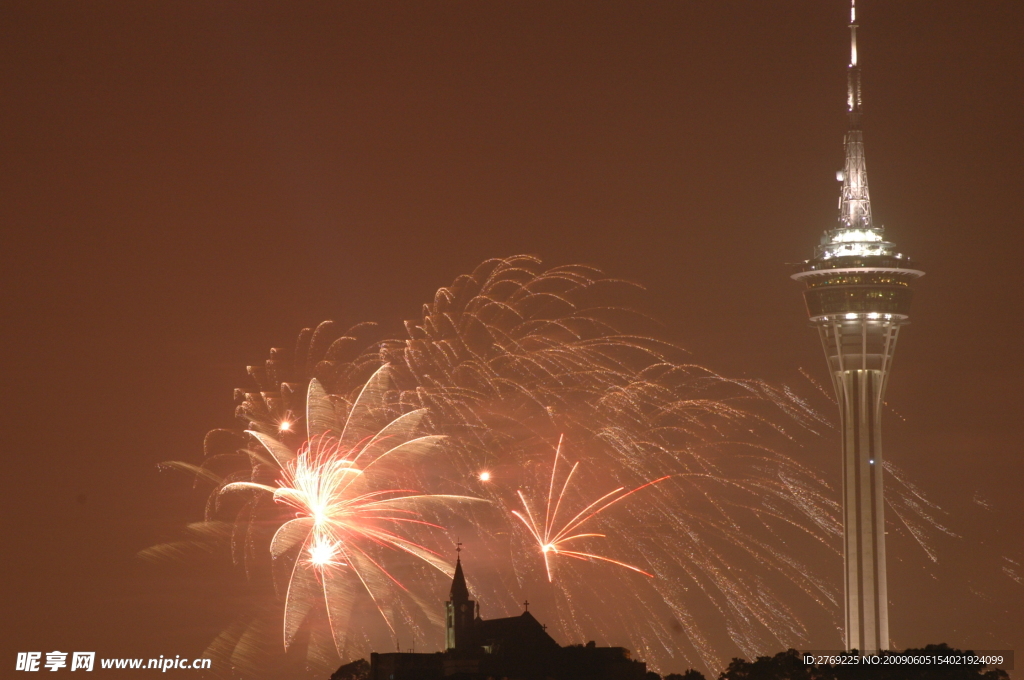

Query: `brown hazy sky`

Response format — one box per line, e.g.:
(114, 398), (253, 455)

(2, 1), (1022, 677)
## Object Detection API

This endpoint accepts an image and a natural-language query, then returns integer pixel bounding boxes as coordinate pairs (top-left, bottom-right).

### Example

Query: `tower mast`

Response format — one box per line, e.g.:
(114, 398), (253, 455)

(841, 0), (870, 231)
(792, 0), (924, 654)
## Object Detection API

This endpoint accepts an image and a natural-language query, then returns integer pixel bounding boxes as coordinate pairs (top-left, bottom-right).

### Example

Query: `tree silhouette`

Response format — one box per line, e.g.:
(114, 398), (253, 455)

(330, 658), (369, 680)
(665, 671), (708, 680)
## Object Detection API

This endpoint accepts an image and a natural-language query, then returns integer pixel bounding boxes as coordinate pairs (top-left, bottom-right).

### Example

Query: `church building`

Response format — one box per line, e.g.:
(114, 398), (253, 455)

(367, 555), (648, 680)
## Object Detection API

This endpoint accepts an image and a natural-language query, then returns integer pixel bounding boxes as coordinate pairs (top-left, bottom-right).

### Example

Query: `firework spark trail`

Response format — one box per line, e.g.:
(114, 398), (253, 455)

(149, 256), (956, 677)
(511, 434), (669, 581)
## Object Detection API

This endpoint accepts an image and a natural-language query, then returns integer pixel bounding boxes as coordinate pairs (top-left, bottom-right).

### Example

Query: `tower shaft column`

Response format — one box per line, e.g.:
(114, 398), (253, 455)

(835, 367), (889, 653)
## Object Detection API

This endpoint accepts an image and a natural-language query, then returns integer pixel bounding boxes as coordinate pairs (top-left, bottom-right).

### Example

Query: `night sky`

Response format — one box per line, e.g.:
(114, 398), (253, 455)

(2, 1), (1022, 677)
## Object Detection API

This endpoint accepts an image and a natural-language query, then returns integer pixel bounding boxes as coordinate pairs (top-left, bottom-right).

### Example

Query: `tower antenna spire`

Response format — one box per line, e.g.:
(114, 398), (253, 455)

(847, 0), (861, 115)
(850, 0), (858, 67)
(839, 0), (871, 232)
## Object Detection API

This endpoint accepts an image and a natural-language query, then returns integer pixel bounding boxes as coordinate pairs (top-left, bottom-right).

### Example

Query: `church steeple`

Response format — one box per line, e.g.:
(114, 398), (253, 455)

(445, 547), (476, 652)
(449, 554), (469, 602)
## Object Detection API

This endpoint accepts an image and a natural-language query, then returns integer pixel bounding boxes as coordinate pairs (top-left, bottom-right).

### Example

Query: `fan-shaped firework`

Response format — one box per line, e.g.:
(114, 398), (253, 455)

(217, 367), (483, 655)
(151, 256), (951, 676)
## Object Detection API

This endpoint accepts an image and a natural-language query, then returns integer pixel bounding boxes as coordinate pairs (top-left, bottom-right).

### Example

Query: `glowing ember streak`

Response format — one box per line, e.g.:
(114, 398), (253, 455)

(512, 434), (668, 581)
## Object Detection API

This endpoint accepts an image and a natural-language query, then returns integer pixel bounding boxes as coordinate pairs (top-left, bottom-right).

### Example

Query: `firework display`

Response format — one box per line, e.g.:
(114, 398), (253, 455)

(512, 434), (668, 581)
(221, 368), (483, 657)
(150, 256), (949, 676)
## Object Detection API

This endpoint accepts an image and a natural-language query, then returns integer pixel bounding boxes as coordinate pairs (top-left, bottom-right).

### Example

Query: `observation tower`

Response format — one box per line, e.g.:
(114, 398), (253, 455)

(792, 1), (923, 653)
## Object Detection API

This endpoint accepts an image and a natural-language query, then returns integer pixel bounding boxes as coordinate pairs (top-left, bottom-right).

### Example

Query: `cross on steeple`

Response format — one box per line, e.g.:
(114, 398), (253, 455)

(523, 599), (529, 612)
(456, 538), (463, 554)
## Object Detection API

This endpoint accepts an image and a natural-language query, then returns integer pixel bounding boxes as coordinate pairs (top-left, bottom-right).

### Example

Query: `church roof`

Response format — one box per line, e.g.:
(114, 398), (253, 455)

(475, 611), (561, 651)
(449, 556), (470, 601)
